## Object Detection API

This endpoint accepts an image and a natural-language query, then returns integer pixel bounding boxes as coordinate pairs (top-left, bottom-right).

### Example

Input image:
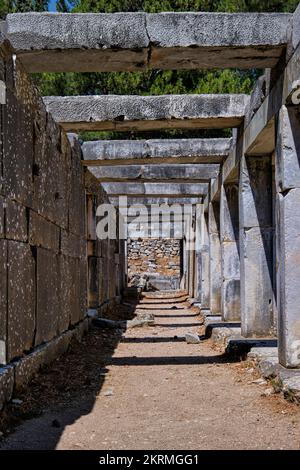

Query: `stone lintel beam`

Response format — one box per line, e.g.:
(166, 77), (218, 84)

(82, 138), (231, 165)
(44, 95), (249, 132)
(102, 182), (208, 197)
(89, 164), (220, 183)
(4, 12), (290, 72)
(109, 197), (201, 206)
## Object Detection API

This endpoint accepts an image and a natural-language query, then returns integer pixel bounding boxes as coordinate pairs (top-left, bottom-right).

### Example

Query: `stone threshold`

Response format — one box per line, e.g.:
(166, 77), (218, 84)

(0, 317), (90, 411)
(204, 318), (300, 405)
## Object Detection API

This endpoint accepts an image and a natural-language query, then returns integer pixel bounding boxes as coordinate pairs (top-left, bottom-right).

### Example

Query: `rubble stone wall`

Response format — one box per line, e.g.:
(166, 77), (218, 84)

(127, 238), (181, 284)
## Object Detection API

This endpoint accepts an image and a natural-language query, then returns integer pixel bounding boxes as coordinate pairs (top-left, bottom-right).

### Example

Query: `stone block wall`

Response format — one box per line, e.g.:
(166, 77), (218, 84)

(0, 34), (123, 388)
(0, 36), (87, 366)
(85, 170), (123, 314)
(127, 238), (181, 288)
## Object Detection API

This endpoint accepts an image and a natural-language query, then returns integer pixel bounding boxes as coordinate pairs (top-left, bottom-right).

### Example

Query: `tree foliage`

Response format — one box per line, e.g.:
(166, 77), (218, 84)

(0, 0), (298, 138)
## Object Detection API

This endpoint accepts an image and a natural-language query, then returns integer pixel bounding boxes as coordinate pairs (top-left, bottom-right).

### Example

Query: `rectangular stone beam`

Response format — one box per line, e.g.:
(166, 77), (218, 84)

(102, 182), (208, 197)
(81, 138), (231, 165)
(109, 197), (201, 206)
(44, 95), (249, 132)
(89, 164), (220, 183)
(4, 12), (290, 72)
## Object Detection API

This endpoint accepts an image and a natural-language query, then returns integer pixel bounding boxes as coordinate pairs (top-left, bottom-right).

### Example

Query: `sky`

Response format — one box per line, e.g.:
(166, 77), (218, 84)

(48, 0), (57, 11)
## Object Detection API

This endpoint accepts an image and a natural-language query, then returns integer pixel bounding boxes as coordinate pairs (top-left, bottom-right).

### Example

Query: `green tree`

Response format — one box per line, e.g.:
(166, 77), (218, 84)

(0, 0), (48, 16)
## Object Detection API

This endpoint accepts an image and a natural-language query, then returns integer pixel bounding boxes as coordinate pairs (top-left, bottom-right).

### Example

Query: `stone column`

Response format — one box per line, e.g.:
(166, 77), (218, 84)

(220, 184), (240, 321)
(188, 208), (196, 298)
(201, 210), (210, 311)
(276, 105), (300, 367)
(239, 154), (274, 337)
(209, 201), (222, 314)
(194, 203), (202, 301)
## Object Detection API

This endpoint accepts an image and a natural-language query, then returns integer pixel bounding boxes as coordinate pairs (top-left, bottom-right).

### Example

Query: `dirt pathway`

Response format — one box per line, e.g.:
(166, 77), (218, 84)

(1, 292), (300, 450)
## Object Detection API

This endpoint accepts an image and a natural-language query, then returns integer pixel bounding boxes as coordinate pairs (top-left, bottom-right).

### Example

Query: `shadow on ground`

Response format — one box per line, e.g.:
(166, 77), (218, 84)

(0, 294), (235, 450)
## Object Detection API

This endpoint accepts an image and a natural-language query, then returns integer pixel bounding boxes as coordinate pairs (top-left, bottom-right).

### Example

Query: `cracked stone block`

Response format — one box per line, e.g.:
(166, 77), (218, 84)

(29, 210), (60, 252)
(7, 241), (35, 361)
(276, 105), (300, 192)
(5, 199), (27, 242)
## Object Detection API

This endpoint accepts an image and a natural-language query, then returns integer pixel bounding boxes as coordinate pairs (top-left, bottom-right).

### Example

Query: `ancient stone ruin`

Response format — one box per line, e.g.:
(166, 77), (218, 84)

(1, 7), (300, 413)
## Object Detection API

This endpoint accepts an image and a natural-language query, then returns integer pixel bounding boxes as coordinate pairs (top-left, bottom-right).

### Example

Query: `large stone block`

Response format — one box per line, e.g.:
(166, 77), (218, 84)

(208, 201), (220, 234)
(0, 196), (4, 238)
(69, 143), (86, 237)
(7, 241), (35, 360)
(0, 240), (7, 365)
(222, 279), (241, 321)
(79, 257), (87, 320)
(58, 255), (72, 333)
(240, 227), (274, 337)
(0, 365), (14, 410)
(43, 94), (248, 133)
(275, 105), (300, 192)
(88, 256), (99, 308)
(29, 210), (60, 252)
(239, 155), (272, 228)
(220, 184), (239, 242)
(33, 115), (70, 229)
(61, 230), (86, 259)
(200, 228), (210, 309)
(277, 188), (300, 367)
(2, 89), (33, 207)
(5, 199), (28, 242)
(209, 232), (221, 314)
(35, 248), (59, 345)
(221, 241), (240, 279)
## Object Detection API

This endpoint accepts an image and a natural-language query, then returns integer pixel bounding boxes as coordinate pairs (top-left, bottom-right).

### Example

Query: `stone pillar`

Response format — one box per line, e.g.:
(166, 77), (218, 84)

(201, 210), (210, 311)
(194, 204), (202, 301)
(209, 201), (221, 314)
(276, 105), (300, 367)
(188, 209), (196, 298)
(220, 184), (240, 321)
(239, 154), (274, 337)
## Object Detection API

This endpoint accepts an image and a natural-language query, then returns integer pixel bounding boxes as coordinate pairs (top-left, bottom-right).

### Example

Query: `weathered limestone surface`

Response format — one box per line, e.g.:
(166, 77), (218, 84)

(89, 164), (220, 183)
(220, 184), (240, 321)
(0, 36), (123, 377)
(277, 187), (300, 367)
(209, 202), (221, 314)
(0, 241), (7, 365)
(7, 241), (35, 360)
(43, 94), (249, 132)
(275, 104), (300, 368)
(82, 138), (231, 165)
(4, 13), (290, 72)
(239, 156), (274, 338)
(275, 105), (300, 192)
(29, 210), (60, 252)
(102, 182), (208, 197)
(110, 197), (201, 206)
